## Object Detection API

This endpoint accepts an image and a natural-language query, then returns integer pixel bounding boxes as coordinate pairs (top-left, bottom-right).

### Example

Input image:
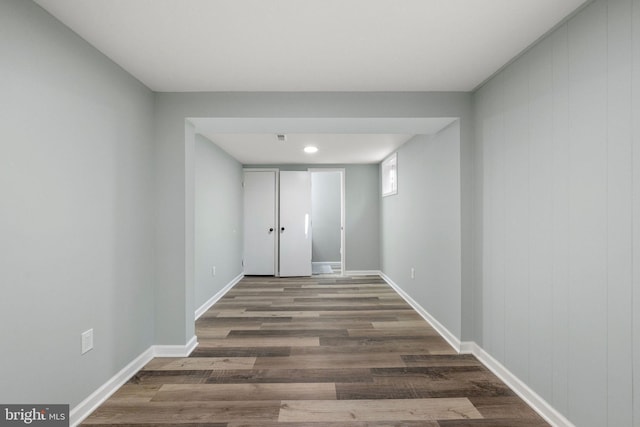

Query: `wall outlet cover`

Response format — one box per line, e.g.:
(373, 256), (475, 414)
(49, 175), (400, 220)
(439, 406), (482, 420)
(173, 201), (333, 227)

(81, 329), (94, 354)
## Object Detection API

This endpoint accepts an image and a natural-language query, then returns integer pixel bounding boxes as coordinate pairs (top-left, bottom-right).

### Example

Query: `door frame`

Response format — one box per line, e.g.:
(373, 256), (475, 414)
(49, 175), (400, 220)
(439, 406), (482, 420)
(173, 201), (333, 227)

(243, 168), (279, 276)
(308, 168), (346, 276)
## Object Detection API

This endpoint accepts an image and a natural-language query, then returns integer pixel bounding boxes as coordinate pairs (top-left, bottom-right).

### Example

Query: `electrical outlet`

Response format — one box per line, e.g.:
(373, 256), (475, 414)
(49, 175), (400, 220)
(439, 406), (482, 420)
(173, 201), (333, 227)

(410, 267), (415, 279)
(81, 329), (93, 354)
(211, 266), (216, 277)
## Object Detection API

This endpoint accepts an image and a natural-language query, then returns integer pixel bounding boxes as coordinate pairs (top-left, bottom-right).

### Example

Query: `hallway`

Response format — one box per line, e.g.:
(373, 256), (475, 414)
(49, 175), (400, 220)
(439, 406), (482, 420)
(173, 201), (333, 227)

(83, 275), (547, 426)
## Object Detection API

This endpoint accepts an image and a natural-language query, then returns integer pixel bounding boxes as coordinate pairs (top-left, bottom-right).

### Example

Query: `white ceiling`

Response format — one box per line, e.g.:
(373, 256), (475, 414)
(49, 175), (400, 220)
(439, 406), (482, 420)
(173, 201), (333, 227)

(199, 133), (414, 165)
(34, 0), (588, 92)
(32, 0), (588, 164)
(190, 117), (457, 164)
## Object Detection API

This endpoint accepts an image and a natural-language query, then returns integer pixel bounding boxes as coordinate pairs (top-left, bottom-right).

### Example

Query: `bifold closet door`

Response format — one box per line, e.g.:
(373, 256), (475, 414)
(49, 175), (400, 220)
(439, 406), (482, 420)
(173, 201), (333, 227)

(279, 171), (312, 277)
(243, 170), (277, 275)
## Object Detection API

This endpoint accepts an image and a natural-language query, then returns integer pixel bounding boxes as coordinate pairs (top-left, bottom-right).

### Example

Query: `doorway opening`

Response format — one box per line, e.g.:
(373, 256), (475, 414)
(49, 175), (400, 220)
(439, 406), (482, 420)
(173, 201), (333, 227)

(310, 168), (345, 276)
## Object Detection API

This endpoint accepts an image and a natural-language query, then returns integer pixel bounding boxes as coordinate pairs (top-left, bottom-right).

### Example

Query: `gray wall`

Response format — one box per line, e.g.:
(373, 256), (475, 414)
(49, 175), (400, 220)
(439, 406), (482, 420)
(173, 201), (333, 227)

(381, 123), (462, 338)
(155, 92), (473, 344)
(0, 0), (155, 408)
(194, 133), (243, 310)
(311, 171), (342, 263)
(246, 164), (380, 272)
(15, 1), (640, 424)
(153, 92), (473, 347)
(473, 0), (640, 425)
(343, 165), (381, 271)
(2, 2), (478, 409)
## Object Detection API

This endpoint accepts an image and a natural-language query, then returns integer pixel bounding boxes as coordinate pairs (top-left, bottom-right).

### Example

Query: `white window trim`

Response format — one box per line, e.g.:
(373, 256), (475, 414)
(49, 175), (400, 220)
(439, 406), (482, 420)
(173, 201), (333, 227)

(381, 153), (398, 197)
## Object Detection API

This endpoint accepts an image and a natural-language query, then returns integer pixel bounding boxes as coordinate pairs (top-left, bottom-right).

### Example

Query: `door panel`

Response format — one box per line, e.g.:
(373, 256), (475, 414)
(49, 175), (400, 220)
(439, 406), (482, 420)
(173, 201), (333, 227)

(243, 171), (276, 275)
(279, 171), (312, 277)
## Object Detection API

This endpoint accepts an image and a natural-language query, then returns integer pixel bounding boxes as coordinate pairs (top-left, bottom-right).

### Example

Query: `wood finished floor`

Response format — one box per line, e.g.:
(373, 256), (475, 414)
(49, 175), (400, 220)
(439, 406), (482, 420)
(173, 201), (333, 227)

(83, 275), (549, 426)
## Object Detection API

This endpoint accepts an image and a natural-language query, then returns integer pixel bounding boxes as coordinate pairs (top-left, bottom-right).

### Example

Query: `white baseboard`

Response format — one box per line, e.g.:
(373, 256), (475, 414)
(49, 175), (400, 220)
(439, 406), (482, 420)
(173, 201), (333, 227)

(71, 276), (216, 427)
(379, 272), (461, 352)
(72, 271), (572, 427)
(195, 273), (244, 319)
(69, 347), (154, 426)
(312, 261), (341, 269)
(344, 270), (382, 276)
(70, 336), (199, 427)
(154, 335), (198, 357)
(460, 341), (575, 427)
(378, 272), (572, 427)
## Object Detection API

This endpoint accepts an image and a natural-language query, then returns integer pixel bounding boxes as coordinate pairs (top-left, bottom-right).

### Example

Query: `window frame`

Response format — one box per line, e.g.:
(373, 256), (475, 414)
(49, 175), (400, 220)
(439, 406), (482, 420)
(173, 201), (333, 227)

(381, 152), (398, 197)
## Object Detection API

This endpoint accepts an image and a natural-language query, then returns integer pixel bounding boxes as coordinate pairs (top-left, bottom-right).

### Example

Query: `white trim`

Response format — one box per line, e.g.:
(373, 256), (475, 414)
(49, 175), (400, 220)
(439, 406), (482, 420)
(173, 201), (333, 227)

(312, 261), (341, 268)
(344, 270), (382, 276)
(379, 272), (460, 352)
(153, 335), (198, 357)
(70, 338), (199, 426)
(195, 273), (244, 319)
(381, 152), (398, 197)
(69, 347), (154, 426)
(378, 272), (573, 426)
(312, 261), (342, 272)
(460, 341), (575, 427)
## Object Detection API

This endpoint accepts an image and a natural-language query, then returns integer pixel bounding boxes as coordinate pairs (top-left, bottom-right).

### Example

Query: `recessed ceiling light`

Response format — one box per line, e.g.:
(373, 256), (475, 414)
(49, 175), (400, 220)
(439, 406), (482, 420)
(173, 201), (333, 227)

(304, 146), (318, 154)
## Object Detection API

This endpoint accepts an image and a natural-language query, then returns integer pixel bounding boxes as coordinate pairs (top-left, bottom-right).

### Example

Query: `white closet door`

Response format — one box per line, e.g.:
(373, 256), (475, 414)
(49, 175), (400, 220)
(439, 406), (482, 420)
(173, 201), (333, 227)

(243, 170), (277, 275)
(279, 171), (312, 277)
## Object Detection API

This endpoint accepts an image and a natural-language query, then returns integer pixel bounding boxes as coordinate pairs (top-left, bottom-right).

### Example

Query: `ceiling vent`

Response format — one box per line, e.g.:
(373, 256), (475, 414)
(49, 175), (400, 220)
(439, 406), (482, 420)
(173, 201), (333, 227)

(276, 134), (287, 142)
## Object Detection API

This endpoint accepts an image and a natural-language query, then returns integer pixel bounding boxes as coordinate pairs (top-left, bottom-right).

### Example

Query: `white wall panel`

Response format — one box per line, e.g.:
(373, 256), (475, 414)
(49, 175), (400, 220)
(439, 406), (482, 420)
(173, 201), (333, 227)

(550, 25), (571, 415)
(632, 0), (640, 424)
(502, 56), (530, 382)
(480, 76), (507, 362)
(472, 89), (485, 346)
(605, 0), (634, 425)
(526, 38), (554, 402)
(474, 0), (639, 424)
(567, 2), (608, 424)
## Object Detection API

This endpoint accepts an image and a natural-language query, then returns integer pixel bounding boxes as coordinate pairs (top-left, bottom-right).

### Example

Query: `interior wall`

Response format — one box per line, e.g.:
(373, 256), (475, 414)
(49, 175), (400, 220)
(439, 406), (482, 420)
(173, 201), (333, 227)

(343, 164), (381, 272)
(154, 92), (474, 347)
(0, 0), (155, 407)
(311, 171), (342, 264)
(194, 133), (243, 310)
(13, 2), (639, 424)
(245, 164), (379, 272)
(380, 122), (462, 338)
(473, 0), (640, 425)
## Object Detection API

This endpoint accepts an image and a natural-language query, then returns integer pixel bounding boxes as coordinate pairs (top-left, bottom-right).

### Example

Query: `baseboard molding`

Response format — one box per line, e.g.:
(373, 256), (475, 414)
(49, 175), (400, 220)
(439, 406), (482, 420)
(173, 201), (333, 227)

(70, 336), (199, 427)
(195, 273), (244, 319)
(69, 347), (153, 426)
(344, 270), (381, 276)
(378, 272), (572, 427)
(154, 335), (198, 357)
(379, 272), (461, 352)
(312, 261), (341, 269)
(460, 341), (575, 427)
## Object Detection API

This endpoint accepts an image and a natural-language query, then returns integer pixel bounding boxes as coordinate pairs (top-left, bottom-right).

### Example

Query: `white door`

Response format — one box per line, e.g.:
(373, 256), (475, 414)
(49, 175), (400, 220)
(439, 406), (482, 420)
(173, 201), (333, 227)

(243, 170), (277, 275)
(279, 171), (312, 277)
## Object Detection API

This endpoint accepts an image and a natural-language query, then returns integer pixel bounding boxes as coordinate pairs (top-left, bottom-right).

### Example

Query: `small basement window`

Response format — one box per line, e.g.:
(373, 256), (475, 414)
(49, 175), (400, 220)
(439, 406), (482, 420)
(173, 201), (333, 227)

(381, 153), (397, 197)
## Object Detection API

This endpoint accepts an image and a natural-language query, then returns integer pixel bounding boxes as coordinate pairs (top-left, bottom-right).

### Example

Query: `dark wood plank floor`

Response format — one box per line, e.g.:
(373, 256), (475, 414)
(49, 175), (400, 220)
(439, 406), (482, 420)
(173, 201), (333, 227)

(83, 275), (549, 426)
